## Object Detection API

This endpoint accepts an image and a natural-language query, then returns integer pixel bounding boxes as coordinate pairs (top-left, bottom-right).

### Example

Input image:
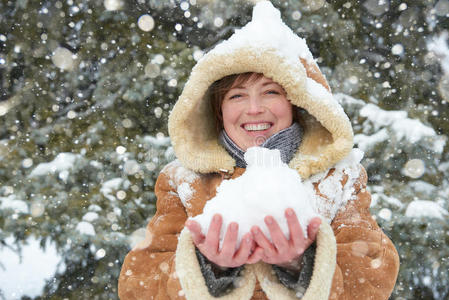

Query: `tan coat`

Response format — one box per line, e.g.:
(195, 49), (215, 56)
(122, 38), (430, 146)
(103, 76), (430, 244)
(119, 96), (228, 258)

(118, 164), (399, 300)
(119, 2), (399, 298)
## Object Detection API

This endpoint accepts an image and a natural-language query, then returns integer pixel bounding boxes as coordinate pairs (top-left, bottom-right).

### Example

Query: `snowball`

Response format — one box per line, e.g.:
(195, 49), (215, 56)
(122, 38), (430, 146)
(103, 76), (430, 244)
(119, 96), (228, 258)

(191, 147), (318, 247)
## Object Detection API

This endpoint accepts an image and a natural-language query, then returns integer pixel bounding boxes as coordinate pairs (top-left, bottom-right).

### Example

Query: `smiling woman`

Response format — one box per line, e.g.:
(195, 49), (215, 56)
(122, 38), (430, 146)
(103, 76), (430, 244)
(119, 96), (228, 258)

(118, 1), (399, 299)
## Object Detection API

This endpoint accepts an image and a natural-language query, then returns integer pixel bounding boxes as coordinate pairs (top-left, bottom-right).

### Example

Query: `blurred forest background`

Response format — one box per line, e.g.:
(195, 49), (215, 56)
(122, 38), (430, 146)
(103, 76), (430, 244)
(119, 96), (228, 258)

(0, 0), (448, 299)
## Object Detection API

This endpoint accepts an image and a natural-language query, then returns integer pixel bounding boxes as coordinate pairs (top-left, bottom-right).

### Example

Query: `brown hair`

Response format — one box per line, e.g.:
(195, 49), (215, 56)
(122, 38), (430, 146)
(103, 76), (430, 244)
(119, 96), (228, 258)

(208, 72), (302, 134)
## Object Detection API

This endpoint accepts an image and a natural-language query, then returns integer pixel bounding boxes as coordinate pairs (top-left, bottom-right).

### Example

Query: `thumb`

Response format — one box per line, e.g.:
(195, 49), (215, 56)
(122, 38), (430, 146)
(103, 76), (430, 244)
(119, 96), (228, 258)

(307, 217), (322, 242)
(247, 247), (263, 264)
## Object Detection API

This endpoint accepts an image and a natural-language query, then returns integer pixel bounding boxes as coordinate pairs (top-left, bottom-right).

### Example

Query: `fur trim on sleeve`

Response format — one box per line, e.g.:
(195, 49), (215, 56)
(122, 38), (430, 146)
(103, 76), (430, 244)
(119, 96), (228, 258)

(175, 228), (256, 300)
(251, 222), (337, 299)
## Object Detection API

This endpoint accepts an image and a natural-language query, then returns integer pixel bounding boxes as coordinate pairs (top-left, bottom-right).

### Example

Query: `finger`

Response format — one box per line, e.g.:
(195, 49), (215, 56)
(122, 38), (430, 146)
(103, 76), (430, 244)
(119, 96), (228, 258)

(307, 217), (322, 242)
(220, 222), (239, 259)
(204, 214), (223, 254)
(264, 216), (288, 252)
(251, 225), (276, 257)
(185, 219), (205, 245)
(233, 232), (253, 265)
(247, 246), (264, 264)
(285, 208), (305, 250)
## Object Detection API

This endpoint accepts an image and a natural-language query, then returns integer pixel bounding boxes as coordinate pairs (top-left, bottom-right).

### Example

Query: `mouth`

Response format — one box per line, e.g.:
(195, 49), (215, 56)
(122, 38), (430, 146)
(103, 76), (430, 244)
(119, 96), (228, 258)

(241, 122), (273, 132)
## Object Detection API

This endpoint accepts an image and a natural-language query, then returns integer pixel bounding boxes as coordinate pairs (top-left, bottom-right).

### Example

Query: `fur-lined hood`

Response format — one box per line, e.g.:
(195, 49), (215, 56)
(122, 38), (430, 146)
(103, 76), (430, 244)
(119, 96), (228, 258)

(168, 1), (353, 179)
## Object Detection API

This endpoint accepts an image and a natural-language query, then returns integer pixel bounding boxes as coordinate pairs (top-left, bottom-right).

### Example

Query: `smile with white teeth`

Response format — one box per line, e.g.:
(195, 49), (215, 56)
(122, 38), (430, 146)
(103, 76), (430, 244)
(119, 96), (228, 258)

(243, 123), (272, 131)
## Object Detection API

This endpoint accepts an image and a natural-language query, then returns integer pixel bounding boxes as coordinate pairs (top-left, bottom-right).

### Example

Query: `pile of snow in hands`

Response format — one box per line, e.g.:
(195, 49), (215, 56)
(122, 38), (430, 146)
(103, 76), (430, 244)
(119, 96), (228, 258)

(192, 147), (319, 247)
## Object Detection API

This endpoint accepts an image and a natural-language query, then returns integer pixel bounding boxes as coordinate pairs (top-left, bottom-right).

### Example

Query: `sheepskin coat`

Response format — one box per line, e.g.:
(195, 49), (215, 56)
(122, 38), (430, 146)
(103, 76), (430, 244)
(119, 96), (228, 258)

(118, 164), (399, 300)
(118, 1), (399, 299)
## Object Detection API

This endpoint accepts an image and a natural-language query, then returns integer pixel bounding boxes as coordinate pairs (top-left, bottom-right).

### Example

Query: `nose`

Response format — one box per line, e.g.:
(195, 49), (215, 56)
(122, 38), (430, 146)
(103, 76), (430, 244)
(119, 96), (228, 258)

(246, 95), (264, 115)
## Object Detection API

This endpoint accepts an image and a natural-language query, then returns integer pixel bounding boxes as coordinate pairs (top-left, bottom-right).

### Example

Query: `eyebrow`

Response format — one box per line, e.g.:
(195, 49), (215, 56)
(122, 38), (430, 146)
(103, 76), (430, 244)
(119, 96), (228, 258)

(230, 81), (277, 90)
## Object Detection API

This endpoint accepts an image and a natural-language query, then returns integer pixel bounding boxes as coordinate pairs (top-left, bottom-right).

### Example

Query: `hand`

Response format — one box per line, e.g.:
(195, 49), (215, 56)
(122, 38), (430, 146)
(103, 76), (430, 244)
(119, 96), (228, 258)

(248, 208), (321, 268)
(185, 214), (256, 268)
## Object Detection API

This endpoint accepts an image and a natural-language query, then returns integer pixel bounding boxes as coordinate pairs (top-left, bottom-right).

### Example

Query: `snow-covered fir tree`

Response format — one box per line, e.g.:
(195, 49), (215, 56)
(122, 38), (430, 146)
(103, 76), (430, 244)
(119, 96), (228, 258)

(0, 0), (448, 299)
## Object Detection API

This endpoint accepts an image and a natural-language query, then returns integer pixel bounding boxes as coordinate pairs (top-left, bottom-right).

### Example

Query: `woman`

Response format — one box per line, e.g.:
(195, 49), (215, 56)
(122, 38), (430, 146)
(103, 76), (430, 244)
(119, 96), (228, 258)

(118, 1), (399, 299)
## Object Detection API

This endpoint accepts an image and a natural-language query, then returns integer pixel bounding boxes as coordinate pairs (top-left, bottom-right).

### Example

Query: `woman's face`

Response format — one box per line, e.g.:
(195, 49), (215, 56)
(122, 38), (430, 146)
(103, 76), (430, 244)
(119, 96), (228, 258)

(221, 75), (293, 151)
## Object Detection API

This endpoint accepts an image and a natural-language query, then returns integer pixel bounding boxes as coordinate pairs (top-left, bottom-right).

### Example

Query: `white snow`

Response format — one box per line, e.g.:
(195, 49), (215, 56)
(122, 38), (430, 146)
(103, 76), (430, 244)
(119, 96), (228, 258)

(29, 153), (79, 177)
(405, 200), (448, 220)
(177, 182), (194, 208)
(190, 147), (364, 246)
(192, 147), (319, 247)
(354, 128), (389, 152)
(360, 104), (446, 153)
(88, 204), (102, 212)
(305, 78), (349, 122)
(392, 118), (437, 144)
(370, 191), (404, 208)
(360, 104), (407, 130)
(104, 0), (123, 11)
(427, 31), (449, 75)
(82, 212), (99, 222)
(409, 180), (437, 195)
(0, 236), (63, 299)
(307, 148), (364, 222)
(100, 178), (130, 201)
(76, 221), (96, 236)
(144, 135), (171, 147)
(162, 159), (200, 189)
(209, 1), (314, 66)
(0, 194), (28, 214)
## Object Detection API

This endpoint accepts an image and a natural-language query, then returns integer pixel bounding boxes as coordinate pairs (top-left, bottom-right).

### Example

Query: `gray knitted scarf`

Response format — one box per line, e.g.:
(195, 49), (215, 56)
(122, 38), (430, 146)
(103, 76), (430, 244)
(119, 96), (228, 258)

(218, 122), (303, 168)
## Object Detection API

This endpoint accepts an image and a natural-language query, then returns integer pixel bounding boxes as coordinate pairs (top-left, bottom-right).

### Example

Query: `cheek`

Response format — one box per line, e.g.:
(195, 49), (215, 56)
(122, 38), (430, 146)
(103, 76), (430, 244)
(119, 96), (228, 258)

(221, 103), (239, 128)
(271, 101), (293, 124)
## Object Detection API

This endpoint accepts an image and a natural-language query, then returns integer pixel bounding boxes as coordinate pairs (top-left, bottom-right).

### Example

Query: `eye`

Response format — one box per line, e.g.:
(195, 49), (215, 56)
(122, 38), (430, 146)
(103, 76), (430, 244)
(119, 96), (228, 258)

(266, 90), (280, 95)
(229, 94), (242, 99)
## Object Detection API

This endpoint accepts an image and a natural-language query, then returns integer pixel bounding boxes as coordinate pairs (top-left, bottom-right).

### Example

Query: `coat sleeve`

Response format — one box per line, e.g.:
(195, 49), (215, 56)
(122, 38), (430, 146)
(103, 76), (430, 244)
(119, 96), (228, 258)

(118, 170), (187, 300)
(328, 166), (400, 300)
